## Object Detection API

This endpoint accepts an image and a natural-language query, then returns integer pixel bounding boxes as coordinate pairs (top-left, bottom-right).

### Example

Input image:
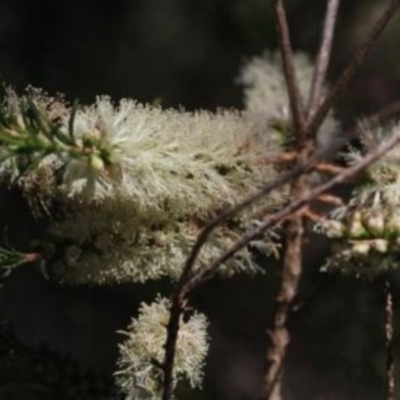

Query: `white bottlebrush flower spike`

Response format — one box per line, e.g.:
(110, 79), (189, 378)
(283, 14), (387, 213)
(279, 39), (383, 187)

(115, 297), (209, 399)
(239, 52), (314, 119)
(0, 83), (285, 284)
(238, 52), (339, 151)
(58, 96), (280, 210)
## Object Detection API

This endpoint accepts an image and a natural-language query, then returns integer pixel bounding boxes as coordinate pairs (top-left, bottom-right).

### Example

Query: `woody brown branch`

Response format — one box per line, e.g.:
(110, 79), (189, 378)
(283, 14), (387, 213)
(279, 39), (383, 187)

(306, 0), (400, 139)
(273, 0), (306, 139)
(266, 1), (313, 396)
(265, 175), (307, 400)
(162, 294), (186, 400)
(307, 0), (341, 121)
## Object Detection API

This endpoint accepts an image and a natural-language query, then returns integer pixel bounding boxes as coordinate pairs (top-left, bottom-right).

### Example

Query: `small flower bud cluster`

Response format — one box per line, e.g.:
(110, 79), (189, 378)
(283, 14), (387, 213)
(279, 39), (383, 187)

(318, 205), (400, 277)
(318, 121), (400, 278)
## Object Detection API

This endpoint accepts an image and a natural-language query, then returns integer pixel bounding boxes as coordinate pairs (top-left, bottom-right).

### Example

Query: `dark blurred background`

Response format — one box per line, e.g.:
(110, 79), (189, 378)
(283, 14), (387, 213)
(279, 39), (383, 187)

(1, 0), (400, 115)
(1, 1), (400, 399)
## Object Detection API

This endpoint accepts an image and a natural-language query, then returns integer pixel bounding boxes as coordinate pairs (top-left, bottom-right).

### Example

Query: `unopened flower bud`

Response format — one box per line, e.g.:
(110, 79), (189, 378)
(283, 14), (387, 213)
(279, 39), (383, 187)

(16, 114), (26, 130)
(36, 132), (50, 147)
(363, 210), (385, 236)
(325, 220), (345, 238)
(351, 241), (370, 256)
(348, 211), (366, 238)
(371, 239), (388, 254)
(89, 154), (105, 172)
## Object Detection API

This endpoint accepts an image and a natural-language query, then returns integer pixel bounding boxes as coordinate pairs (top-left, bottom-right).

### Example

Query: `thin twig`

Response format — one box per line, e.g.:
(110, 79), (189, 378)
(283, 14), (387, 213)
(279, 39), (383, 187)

(384, 278), (395, 400)
(306, 0), (400, 138)
(273, 0), (306, 139)
(265, 360), (285, 400)
(307, 0), (341, 120)
(161, 295), (185, 400)
(183, 129), (400, 296)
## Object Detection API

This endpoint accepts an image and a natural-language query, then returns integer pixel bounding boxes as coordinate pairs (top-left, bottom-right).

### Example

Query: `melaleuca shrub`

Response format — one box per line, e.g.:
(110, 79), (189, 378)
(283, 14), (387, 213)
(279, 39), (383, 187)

(0, 52), (342, 399)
